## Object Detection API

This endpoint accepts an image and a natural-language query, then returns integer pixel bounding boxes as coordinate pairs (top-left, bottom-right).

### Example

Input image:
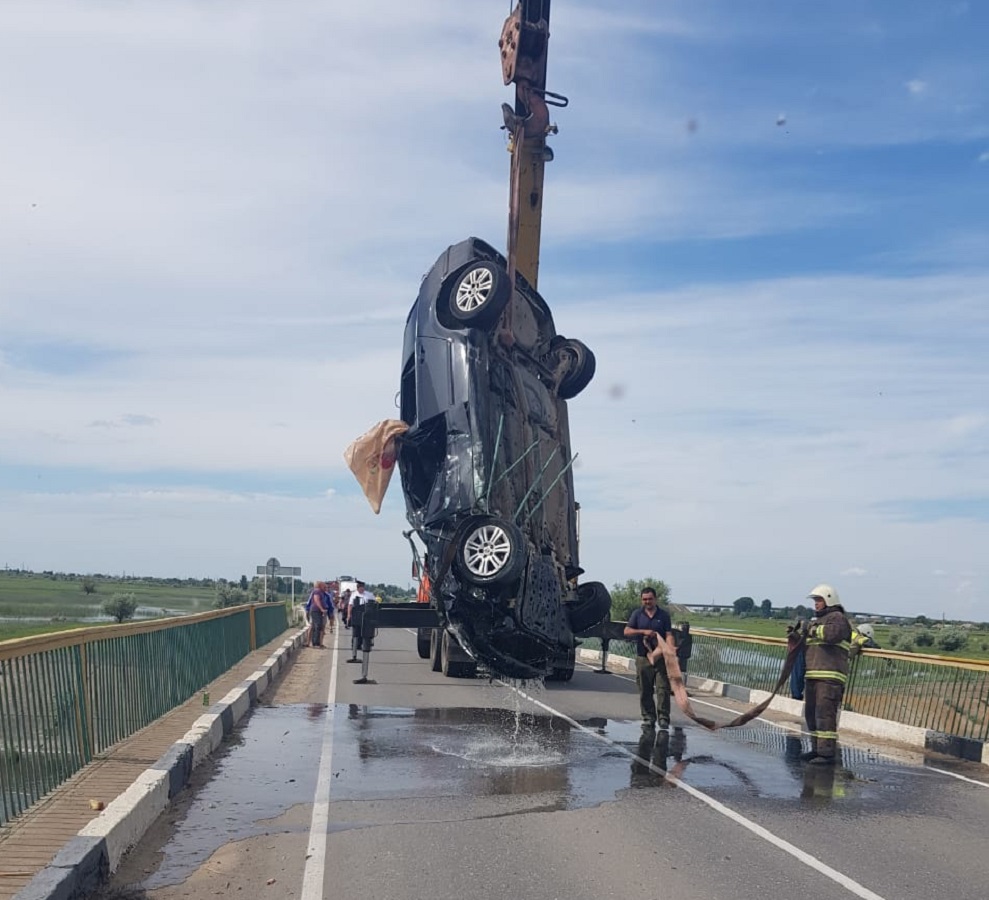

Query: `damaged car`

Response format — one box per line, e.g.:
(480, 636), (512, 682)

(397, 236), (611, 680)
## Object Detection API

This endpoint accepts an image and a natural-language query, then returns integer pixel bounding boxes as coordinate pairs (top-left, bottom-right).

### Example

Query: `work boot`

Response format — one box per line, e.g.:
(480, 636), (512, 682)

(799, 750), (819, 762)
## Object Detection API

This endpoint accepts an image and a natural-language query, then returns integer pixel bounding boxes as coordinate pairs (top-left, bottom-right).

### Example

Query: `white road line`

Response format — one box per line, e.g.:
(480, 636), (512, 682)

(300, 628), (340, 900)
(506, 680), (890, 900)
(926, 766), (989, 787)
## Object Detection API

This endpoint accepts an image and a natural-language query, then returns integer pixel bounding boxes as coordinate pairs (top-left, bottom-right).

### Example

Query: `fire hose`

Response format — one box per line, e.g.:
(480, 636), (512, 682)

(645, 633), (805, 731)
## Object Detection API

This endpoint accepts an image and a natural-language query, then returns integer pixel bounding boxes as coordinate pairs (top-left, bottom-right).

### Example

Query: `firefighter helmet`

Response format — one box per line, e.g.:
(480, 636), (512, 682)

(858, 623), (875, 639)
(808, 583), (840, 607)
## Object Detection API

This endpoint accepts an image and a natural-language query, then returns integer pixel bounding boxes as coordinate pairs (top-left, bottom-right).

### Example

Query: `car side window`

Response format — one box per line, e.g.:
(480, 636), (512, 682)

(400, 359), (416, 424)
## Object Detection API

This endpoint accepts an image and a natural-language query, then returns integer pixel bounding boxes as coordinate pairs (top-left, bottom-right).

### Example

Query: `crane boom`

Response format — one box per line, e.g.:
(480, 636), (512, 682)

(499, 0), (566, 290)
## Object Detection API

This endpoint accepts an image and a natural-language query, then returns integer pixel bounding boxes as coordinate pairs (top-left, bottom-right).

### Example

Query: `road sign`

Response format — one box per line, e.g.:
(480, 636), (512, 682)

(256, 565), (302, 577)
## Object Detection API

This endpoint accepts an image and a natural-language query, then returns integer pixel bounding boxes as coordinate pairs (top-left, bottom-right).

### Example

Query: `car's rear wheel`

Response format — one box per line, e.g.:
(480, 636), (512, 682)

(554, 338), (596, 399)
(448, 262), (511, 328)
(567, 581), (612, 633)
(455, 516), (526, 587)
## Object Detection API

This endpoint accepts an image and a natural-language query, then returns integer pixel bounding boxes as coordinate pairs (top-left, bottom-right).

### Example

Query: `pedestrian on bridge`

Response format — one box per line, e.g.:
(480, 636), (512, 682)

(308, 582), (330, 648)
(624, 586), (676, 731)
(800, 583), (853, 766)
(347, 579), (376, 664)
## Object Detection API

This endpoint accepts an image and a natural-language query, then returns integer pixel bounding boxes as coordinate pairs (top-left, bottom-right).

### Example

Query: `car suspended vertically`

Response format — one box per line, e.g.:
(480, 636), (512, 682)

(397, 237), (611, 680)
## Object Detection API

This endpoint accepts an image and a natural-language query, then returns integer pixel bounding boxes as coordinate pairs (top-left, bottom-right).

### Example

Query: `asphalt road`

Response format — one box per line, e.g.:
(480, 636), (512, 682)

(102, 626), (989, 900)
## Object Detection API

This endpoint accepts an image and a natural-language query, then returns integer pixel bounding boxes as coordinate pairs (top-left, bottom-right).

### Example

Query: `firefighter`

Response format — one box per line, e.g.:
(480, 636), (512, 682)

(799, 583), (853, 766)
(851, 622), (880, 650)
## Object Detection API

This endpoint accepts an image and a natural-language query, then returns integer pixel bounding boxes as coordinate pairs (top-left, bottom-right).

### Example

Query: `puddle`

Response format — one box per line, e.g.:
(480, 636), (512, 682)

(138, 702), (948, 888)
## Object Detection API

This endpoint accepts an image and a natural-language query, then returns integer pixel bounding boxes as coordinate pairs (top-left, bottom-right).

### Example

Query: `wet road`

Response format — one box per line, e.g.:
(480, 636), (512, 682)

(103, 627), (989, 900)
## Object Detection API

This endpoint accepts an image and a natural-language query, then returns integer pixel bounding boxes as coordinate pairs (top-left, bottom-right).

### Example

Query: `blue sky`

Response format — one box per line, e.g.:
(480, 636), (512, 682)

(1, 1), (987, 619)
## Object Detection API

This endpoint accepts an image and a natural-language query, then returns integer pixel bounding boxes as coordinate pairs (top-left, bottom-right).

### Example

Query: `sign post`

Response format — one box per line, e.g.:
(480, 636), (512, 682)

(256, 558), (302, 604)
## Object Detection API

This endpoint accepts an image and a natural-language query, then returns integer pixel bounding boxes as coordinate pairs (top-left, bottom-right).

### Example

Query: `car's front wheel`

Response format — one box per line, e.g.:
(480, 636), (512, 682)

(448, 262), (511, 328)
(455, 516), (526, 587)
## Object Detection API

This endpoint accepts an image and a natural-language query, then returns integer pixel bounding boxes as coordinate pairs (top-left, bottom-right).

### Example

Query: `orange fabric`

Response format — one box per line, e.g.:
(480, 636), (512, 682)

(417, 571), (432, 604)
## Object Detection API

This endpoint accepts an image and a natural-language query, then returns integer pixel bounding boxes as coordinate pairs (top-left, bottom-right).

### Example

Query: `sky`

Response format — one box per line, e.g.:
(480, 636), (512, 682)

(1, 1), (987, 620)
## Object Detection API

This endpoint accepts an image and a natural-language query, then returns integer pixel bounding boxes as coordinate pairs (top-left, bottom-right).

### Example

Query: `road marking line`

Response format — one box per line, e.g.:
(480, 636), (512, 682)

(926, 766), (989, 787)
(300, 628), (340, 900)
(506, 680), (890, 900)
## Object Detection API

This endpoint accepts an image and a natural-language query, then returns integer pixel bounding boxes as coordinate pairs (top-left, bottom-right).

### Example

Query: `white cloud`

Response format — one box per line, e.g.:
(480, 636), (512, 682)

(906, 79), (929, 96)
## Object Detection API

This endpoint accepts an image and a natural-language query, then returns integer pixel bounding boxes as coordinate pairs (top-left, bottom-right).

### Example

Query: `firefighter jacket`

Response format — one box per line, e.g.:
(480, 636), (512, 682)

(804, 606), (853, 685)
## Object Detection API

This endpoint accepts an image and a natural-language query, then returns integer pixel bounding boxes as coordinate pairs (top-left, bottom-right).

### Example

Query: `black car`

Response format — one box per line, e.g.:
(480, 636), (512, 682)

(397, 237), (611, 679)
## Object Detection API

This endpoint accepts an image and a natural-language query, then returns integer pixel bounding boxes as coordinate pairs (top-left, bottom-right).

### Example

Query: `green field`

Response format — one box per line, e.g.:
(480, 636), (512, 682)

(0, 571), (219, 642)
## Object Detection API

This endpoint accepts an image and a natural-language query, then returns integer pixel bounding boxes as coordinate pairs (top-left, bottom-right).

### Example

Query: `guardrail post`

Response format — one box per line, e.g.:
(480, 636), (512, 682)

(249, 605), (258, 651)
(76, 642), (94, 762)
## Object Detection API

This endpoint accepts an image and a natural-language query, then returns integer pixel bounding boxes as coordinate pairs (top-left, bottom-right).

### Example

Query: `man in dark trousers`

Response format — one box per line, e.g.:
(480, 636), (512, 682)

(624, 586), (676, 731)
(801, 583), (853, 766)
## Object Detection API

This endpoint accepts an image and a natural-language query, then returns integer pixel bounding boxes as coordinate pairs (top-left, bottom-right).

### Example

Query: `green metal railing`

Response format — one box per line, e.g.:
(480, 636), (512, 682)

(585, 627), (989, 742)
(0, 603), (287, 827)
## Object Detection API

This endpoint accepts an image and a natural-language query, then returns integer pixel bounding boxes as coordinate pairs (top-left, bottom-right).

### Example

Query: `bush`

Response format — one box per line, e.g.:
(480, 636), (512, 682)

(102, 593), (138, 623)
(934, 628), (968, 653)
(82, 577), (97, 595)
(914, 630), (935, 648)
(214, 586), (249, 609)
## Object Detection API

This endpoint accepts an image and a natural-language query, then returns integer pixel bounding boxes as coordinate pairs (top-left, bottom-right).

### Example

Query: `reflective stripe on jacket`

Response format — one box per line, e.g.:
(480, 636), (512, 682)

(804, 606), (852, 684)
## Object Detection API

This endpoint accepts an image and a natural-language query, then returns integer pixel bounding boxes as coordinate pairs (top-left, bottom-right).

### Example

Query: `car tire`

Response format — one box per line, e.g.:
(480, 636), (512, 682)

(430, 628), (443, 672)
(448, 261), (511, 328)
(554, 338), (596, 400)
(567, 581), (612, 634)
(454, 516), (527, 587)
(416, 627), (432, 659)
(546, 646), (576, 682)
(441, 629), (474, 678)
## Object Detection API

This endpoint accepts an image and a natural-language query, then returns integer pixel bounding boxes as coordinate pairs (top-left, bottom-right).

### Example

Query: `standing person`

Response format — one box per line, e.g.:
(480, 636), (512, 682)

(309, 582), (329, 648)
(675, 622), (693, 680)
(324, 583), (337, 635)
(624, 586), (676, 731)
(786, 622), (807, 701)
(801, 583), (853, 766)
(347, 580), (376, 663)
(851, 622), (880, 650)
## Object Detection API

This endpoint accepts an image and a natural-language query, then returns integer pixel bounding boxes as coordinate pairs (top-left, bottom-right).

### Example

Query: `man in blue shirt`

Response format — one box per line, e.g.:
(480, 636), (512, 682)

(624, 585), (676, 730)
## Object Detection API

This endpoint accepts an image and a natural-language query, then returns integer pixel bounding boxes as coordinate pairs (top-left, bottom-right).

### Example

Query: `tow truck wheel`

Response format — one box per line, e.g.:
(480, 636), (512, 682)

(554, 338), (596, 400)
(546, 645), (576, 682)
(448, 262), (511, 328)
(416, 627), (431, 659)
(455, 516), (526, 587)
(441, 629), (471, 678)
(430, 628), (443, 672)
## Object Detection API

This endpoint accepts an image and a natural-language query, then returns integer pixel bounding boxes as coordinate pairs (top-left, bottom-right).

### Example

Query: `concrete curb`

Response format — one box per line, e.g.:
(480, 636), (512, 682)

(576, 648), (987, 766)
(14, 632), (303, 900)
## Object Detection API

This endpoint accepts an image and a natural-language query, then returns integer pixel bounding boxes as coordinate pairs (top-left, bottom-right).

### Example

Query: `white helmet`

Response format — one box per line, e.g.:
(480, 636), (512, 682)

(808, 583), (840, 607)
(858, 623), (875, 639)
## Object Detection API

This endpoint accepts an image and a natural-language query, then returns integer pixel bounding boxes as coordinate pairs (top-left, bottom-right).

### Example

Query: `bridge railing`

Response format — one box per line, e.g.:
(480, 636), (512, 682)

(582, 626), (989, 742)
(0, 603), (288, 828)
